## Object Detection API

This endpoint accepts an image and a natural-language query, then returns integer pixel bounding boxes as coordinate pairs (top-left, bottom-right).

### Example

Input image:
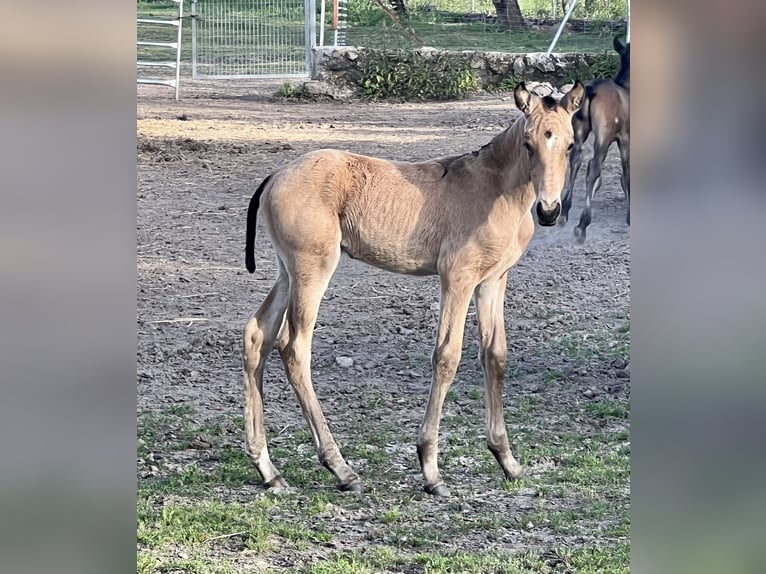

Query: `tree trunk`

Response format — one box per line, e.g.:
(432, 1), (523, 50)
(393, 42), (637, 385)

(492, 0), (529, 32)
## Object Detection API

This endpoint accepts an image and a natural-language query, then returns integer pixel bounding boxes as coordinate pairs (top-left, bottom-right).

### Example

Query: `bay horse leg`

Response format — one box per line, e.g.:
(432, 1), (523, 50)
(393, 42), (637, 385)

(243, 260), (290, 488)
(574, 136), (610, 244)
(617, 134), (630, 226)
(278, 248), (364, 493)
(417, 275), (475, 497)
(561, 112), (590, 224)
(474, 273), (523, 481)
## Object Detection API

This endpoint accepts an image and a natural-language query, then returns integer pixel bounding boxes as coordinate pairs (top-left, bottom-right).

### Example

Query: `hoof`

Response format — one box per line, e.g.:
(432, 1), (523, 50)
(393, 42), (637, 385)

(264, 475), (289, 490)
(505, 464), (525, 480)
(574, 226), (586, 245)
(340, 480), (365, 494)
(557, 213), (569, 227)
(424, 483), (451, 497)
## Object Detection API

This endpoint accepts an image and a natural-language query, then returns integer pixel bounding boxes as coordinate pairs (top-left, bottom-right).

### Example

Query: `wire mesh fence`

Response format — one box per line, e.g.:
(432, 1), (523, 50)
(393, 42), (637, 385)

(192, 0), (311, 78)
(136, 0), (628, 84)
(338, 0), (628, 52)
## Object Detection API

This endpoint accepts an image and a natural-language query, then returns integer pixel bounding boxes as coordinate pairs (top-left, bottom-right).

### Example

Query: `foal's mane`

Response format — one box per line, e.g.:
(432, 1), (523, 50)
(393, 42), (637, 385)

(436, 113), (527, 178)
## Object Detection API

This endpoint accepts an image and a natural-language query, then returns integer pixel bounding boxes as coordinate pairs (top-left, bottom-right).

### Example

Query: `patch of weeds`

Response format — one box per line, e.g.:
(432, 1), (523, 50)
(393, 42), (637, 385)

(389, 523), (444, 548)
(613, 428), (630, 441)
(522, 504), (608, 535)
(553, 449), (630, 489)
(274, 522), (333, 544)
(495, 75), (522, 92)
(315, 547), (403, 573)
(502, 476), (533, 494)
(136, 552), (157, 574)
(164, 404), (195, 416)
(138, 407), (224, 455)
(589, 50), (621, 79)
(512, 396), (539, 420)
(278, 459), (332, 489)
(467, 388), (481, 401)
(445, 389), (458, 402)
(380, 507), (401, 524)
(348, 443), (388, 466)
(602, 512), (631, 537)
(137, 554), (239, 574)
(274, 81), (310, 99)
(543, 368), (566, 382)
(413, 549), (518, 573)
(358, 49), (478, 101)
(554, 542), (630, 573)
(586, 398), (629, 420)
(137, 498), (275, 552)
(217, 446), (257, 485)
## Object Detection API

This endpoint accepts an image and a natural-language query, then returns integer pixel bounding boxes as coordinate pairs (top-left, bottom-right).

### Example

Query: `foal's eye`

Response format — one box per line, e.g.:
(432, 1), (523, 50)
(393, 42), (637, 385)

(523, 141), (534, 156)
(567, 142), (574, 152)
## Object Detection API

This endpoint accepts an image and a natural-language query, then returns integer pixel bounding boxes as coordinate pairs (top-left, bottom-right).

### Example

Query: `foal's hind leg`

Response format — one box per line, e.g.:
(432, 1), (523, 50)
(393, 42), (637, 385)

(617, 135), (630, 226)
(574, 137), (610, 244)
(474, 273), (523, 481)
(243, 262), (290, 488)
(278, 249), (363, 493)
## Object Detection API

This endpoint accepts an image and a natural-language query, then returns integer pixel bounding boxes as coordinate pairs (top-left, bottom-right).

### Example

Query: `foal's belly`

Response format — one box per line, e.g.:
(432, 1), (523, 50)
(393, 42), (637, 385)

(340, 241), (438, 276)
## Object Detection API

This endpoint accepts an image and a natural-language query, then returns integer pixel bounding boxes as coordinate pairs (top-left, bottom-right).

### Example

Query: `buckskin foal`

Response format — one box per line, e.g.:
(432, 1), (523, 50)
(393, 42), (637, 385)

(242, 81), (585, 496)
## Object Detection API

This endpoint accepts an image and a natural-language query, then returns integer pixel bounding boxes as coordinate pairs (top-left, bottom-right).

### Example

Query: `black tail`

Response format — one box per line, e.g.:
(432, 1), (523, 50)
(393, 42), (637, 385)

(245, 175), (271, 273)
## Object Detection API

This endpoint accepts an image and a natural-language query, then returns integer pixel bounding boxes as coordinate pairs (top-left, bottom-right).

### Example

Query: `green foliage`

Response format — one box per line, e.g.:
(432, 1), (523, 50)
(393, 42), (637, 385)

(495, 75), (522, 92)
(590, 50), (621, 78)
(275, 81), (311, 99)
(562, 50), (620, 84)
(358, 50), (478, 101)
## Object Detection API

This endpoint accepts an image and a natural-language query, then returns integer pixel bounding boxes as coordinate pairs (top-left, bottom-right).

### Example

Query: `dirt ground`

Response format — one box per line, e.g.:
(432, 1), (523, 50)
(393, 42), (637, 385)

(137, 79), (630, 572)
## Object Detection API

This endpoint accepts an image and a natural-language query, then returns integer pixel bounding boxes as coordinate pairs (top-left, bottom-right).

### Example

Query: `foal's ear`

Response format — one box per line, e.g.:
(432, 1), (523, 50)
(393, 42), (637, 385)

(563, 80), (585, 114)
(514, 82), (533, 116)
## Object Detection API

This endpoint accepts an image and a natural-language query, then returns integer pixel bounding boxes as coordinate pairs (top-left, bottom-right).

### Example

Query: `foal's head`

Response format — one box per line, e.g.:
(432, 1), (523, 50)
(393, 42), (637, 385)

(514, 80), (585, 226)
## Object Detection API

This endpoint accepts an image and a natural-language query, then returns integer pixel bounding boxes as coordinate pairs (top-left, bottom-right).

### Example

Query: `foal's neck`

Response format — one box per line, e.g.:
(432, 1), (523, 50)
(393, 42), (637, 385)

(483, 116), (532, 197)
(615, 65), (630, 90)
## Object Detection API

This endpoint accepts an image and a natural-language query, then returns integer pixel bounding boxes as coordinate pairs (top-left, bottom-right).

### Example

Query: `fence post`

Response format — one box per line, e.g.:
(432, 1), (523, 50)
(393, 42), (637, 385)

(545, 0), (578, 56)
(320, 0), (326, 46)
(306, 0), (317, 75)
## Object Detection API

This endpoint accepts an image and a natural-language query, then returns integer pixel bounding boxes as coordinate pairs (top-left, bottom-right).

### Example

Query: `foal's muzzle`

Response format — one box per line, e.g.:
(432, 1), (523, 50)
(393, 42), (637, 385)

(536, 200), (561, 227)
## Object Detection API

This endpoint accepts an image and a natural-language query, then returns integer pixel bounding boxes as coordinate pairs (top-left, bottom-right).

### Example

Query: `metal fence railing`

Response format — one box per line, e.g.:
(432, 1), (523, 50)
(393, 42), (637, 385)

(137, 0), (184, 99)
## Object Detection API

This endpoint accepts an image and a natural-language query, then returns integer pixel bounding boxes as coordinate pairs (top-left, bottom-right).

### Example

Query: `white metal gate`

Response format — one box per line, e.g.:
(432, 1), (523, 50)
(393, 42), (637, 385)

(137, 0), (184, 99)
(191, 0), (315, 79)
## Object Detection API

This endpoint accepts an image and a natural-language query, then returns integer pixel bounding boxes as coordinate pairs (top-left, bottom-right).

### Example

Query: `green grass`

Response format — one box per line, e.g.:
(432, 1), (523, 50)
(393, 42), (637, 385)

(274, 543), (630, 573)
(347, 23), (616, 53)
(586, 397), (630, 420)
(137, 321), (629, 572)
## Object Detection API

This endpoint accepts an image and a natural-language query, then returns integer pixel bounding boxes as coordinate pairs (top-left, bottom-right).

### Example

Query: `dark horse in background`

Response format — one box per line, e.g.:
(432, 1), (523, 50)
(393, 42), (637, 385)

(561, 35), (630, 243)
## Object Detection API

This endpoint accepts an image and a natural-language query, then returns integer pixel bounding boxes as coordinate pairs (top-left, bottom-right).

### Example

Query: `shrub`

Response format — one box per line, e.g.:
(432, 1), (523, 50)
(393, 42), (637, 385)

(358, 50), (479, 101)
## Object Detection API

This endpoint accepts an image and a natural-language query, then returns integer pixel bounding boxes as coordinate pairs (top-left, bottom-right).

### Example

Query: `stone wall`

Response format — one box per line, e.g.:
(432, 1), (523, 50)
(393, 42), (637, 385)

(306, 46), (616, 100)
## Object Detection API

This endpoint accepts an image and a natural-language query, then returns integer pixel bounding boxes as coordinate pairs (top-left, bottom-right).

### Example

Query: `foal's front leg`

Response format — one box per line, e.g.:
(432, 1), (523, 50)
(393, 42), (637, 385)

(474, 273), (523, 481)
(417, 276), (474, 497)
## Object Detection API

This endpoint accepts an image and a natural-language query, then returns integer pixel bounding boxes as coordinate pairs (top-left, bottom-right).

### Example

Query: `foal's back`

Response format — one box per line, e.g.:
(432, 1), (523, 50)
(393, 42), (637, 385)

(262, 143), (528, 277)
